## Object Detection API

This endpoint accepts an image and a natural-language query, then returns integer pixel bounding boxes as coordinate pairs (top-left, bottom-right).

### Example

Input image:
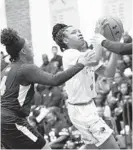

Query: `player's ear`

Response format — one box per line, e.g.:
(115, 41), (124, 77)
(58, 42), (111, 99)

(63, 37), (69, 44)
(21, 47), (26, 55)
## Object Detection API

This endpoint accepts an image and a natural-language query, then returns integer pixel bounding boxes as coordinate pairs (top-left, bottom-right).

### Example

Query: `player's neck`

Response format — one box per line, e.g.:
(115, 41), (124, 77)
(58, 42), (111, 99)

(16, 57), (33, 64)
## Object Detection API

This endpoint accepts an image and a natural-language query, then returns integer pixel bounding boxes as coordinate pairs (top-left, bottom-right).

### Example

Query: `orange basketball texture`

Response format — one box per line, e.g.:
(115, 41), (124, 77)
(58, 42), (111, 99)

(103, 17), (124, 41)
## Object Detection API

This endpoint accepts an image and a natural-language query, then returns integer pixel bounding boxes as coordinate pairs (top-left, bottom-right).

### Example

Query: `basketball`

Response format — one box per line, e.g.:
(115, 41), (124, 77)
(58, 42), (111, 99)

(100, 16), (124, 41)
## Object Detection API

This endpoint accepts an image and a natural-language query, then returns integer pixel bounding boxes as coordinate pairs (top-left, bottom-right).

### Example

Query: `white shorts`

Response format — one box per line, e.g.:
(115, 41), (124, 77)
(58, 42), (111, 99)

(67, 101), (113, 147)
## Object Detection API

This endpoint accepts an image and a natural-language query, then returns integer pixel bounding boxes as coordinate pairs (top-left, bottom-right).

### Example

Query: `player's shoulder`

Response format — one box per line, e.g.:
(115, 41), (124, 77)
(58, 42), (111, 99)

(63, 49), (80, 55)
(63, 49), (80, 59)
(21, 63), (39, 73)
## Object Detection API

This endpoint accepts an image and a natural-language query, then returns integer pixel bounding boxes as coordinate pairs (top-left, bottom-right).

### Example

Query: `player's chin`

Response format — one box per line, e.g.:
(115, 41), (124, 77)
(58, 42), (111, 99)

(79, 40), (85, 46)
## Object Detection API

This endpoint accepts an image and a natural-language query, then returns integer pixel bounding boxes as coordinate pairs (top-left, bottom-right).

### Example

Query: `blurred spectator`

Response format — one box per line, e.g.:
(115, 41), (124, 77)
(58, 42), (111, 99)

(28, 108), (46, 137)
(36, 54), (51, 97)
(41, 54), (50, 72)
(117, 58), (127, 73)
(49, 61), (61, 74)
(110, 70), (124, 99)
(51, 46), (62, 68)
(123, 32), (132, 43)
(119, 81), (132, 100)
(119, 82), (132, 130)
(32, 86), (42, 106)
(109, 81), (132, 134)
(36, 53), (64, 109)
(64, 126), (83, 149)
(41, 85), (63, 108)
(44, 107), (70, 149)
(41, 54), (60, 74)
(95, 76), (112, 94)
(95, 93), (111, 118)
(122, 55), (132, 70)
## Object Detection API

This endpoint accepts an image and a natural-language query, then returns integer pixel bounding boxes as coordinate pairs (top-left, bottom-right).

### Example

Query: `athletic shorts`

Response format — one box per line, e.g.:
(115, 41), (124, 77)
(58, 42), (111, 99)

(67, 101), (113, 147)
(1, 109), (46, 149)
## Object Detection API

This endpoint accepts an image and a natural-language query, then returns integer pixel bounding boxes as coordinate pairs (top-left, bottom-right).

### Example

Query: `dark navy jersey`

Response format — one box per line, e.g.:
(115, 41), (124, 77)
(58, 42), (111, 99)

(1, 62), (35, 118)
(1, 61), (84, 121)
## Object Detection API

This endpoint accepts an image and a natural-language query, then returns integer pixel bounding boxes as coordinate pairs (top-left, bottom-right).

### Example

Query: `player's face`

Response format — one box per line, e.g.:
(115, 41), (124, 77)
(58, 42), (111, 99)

(23, 40), (34, 63)
(64, 26), (85, 50)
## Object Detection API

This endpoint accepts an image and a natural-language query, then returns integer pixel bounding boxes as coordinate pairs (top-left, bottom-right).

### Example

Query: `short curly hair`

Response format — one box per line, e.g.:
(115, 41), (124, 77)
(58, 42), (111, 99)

(1, 28), (25, 62)
(52, 23), (71, 52)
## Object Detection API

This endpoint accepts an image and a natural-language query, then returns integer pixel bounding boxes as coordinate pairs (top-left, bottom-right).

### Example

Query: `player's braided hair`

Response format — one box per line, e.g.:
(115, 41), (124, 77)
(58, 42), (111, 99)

(1, 28), (25, 62)
(52, 23), (70, 52)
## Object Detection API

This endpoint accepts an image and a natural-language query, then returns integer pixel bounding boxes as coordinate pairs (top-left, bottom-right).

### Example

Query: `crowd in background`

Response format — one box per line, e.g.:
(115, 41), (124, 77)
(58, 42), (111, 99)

(1, 33), (132, 149)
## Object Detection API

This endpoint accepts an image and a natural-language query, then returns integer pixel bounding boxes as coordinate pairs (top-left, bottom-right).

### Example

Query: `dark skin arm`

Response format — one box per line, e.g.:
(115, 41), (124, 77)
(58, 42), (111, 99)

(102, 40), (132, 55)
(21, 63), (84, 86)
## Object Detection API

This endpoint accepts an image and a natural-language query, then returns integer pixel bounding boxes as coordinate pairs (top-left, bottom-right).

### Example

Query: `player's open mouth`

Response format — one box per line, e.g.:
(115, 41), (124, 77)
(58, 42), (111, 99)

(79, 36), (84, 40)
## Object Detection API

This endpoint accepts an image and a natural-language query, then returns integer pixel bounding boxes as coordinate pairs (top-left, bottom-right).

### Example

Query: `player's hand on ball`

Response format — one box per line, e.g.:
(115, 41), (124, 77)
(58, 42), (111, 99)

(95, 18), (109, 35)
(93, 33), (106, 45)
(89, 37), (104, 61)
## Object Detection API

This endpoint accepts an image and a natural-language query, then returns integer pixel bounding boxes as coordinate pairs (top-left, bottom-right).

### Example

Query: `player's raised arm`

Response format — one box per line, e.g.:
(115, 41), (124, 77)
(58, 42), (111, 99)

(94, 43), (118, 78)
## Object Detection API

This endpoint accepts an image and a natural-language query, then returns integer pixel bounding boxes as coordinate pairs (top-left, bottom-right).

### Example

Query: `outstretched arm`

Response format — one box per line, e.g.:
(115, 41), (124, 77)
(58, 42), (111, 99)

(94, 18), (132, 55)
(102, 40), (132, 55)
(21, 63), (84, 86)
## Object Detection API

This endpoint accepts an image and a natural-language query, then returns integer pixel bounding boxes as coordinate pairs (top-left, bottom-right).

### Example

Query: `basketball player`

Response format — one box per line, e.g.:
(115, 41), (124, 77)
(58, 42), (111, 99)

(0, 28), (94, 149)
(52, 23), (119, 149)
(94, 19), (132, 55)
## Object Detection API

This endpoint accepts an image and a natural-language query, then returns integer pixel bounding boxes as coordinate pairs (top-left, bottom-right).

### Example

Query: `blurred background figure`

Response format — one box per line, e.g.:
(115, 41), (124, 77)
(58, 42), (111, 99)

(123, 32), (132, 43)
(51, 46), (62, 69)
(95, 92), (111, 119)
(41, 54), (50, 72)
(43, 107), (70, 149)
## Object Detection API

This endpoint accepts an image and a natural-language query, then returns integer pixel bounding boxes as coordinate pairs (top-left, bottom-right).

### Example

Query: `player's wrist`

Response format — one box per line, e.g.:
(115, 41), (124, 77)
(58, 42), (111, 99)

(77, 57), (85, 67)
(101, 40), (106, 46)
(77, 62), (85, 67)
(95, 33), (106, 45)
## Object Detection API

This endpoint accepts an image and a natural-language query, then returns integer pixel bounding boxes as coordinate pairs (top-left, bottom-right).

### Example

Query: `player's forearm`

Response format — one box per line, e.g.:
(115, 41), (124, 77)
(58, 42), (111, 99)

(104, 53), (118, 78)
(102, 40), (132, 55)
(51, 63), (84, 86)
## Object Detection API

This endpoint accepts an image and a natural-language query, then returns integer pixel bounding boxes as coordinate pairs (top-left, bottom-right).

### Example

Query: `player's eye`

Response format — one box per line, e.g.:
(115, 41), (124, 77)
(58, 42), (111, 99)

(78, 30), (81, 33)
(71, 30), (77, 34)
